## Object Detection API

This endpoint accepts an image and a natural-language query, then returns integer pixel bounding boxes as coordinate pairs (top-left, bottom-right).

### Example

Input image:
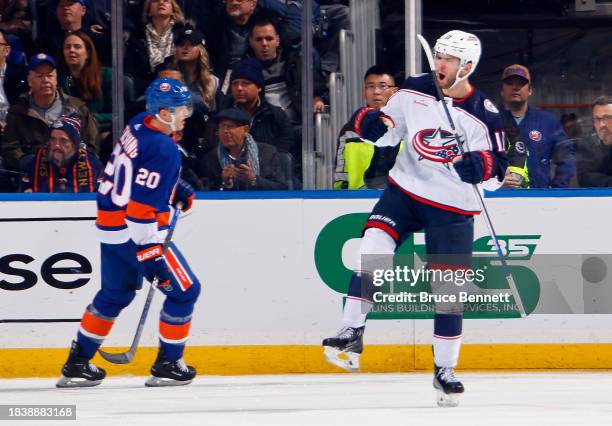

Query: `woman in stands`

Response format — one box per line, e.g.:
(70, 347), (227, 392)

(125, 0), (186, 97)
(171, 24), (221, 189)
(57, 31), (112, 133)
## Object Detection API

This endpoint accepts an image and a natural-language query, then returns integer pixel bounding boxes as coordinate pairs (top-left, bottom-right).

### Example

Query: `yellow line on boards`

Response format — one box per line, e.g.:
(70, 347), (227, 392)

(2, 344), (612, 378)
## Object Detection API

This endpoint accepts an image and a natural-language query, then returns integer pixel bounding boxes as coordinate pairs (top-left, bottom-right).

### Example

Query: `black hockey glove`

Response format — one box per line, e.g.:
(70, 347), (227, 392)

(173, 178), (195, 212)
(351, 107), (394, 142)
(453, 150), (496, 184)
(136, 244), (172, 286)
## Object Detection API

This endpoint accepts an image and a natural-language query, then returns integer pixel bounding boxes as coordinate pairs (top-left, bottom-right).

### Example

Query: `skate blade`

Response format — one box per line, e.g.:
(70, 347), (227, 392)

(323, 346), (360, 372)
(436, 389), (460, 407)
(56, 375), (102, 388)
(145, 376), (193, 387)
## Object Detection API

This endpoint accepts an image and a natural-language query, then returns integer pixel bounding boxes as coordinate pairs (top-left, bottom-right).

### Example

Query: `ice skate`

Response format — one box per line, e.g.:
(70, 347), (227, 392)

(322, 326), (364, 372)
(56, 341), (106, 388)
(433, 364), (464, 407)
(145, 347), (196, 387)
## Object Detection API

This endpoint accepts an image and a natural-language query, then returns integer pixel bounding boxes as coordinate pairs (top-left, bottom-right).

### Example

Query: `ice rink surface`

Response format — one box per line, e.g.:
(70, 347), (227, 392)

(2, 372), (612, 426)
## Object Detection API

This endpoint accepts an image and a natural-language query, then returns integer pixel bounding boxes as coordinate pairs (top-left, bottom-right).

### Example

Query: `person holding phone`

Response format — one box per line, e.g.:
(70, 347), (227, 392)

(203, 106), (288, 191)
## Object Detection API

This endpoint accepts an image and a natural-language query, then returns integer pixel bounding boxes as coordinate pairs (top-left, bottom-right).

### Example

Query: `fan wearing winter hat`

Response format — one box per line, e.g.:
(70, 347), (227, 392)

(20, 114), (102, 193)
(223, 57), (294, 154)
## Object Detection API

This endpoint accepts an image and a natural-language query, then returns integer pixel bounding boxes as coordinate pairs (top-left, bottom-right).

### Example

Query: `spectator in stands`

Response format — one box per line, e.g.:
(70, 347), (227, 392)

(248, 15), (326, 122)
(173, 24), (219, 116)
(208, 0), (257, 83)
(499, 64), (575, 188)
(576, 96), (612, 187)
(20, 113), (100, 192)
(172, 24), (220, 189)
(334, 65), (398, 189)
(0, 53), (98, 171)
(222, 57), (294, 155)
(204, 106), (287, 190)
(86, 0), (135, 39)
(57, 31), (112, 132)
(205, 0), (304, 86)
(124, 0), (186, 96)
(0, 28), (27, 121)
(0, 0), (32, 38)
(38, 1), (111, 68)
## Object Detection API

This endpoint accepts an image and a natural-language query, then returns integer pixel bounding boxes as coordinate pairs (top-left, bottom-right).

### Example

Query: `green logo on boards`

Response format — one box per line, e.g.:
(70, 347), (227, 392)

(314, 213), (541, 319)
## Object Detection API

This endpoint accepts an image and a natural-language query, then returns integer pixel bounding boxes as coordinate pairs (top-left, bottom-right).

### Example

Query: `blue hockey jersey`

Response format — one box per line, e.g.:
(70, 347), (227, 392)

(96, 112), (181, 245)
(500, 106), (575, 188)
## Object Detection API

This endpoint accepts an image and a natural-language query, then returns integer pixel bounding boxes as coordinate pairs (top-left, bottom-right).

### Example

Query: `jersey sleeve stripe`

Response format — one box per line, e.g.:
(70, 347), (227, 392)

(126, 200), (157, 220)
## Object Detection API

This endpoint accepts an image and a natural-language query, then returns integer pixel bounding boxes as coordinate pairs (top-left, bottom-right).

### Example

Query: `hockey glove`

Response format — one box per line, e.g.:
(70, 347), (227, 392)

(351, 107), (394, 142)
(173, 178), (195, 212)
(137, 244), (172, 287)
(453, 150), (496, 184)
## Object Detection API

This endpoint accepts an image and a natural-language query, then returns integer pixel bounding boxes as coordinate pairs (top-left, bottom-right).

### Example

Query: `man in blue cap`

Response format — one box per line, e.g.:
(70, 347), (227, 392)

(0, 53), (99, 173)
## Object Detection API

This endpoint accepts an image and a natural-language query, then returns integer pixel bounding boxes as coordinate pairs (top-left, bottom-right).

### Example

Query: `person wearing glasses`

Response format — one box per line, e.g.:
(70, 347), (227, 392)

(334, 65), (399, 189)
(576, 96), (612, 187)
(20, 113), (101, 193)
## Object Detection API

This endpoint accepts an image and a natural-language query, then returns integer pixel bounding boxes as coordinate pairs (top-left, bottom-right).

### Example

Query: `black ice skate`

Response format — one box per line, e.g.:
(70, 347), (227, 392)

(433, 364), (464, 407)
(322, 326), (364, 372)
(56, 341), (106, 388)
(145, 347), (196, 387)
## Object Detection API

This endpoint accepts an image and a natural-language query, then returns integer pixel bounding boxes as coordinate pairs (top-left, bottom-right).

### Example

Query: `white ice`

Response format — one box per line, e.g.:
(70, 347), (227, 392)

(2, 372), (612, 426)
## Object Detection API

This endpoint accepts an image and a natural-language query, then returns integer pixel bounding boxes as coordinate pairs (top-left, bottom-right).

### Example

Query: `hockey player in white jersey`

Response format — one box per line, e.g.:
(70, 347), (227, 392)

(322, 30), (507, 407)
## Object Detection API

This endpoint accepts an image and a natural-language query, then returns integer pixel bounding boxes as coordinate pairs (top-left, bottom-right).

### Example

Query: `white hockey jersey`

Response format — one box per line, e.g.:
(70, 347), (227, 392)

(374, 73), (505, 214)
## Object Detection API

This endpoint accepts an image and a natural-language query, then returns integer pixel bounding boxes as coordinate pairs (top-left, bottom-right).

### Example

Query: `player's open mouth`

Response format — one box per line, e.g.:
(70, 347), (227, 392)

(438, 73), (446, 82)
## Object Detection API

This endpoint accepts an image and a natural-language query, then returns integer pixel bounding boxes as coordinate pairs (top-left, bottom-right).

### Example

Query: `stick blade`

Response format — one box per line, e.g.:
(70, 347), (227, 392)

(98, 349), (134, 364)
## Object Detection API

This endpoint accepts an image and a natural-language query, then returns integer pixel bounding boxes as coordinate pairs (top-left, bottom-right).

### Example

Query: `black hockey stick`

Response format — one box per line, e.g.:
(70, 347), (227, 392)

(416, 34), (527, 318)
(97, 207), (182, 364)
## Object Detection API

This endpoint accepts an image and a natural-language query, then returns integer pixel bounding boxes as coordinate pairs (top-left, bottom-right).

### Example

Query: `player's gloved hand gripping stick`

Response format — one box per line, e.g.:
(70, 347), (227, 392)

(416, 33), (527, 318)
(98, 207), (182, 364)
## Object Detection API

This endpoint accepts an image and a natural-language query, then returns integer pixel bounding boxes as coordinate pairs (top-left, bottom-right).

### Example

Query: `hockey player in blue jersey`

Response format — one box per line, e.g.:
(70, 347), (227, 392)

(322, 31), (508, 407)
(57, 78), (201, 388)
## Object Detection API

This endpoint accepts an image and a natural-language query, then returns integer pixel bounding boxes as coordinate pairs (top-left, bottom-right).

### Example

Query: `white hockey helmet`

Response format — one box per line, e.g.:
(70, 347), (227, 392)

(433, 30), (481, 88)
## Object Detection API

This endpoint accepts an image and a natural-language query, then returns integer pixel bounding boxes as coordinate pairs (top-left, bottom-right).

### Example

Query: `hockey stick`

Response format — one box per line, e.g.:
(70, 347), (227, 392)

(97, 207), (182, 364)
(416, 34), (527, 318)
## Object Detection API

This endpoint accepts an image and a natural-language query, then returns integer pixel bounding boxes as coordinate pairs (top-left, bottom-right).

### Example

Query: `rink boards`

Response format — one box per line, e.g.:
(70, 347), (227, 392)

(1, 190), (612, 378)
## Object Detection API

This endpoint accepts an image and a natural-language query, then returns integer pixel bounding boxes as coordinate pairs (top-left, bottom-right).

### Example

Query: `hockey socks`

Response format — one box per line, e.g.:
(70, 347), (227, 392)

(76, 304), (117, 359)
(432, 313), (463, 367)
(159, 310), (193, 361)
(342, 272), (376, 327)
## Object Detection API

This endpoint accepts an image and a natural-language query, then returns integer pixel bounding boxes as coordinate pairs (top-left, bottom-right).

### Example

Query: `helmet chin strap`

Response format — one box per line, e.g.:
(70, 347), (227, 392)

(448, 63), (473, 91)
(155, 111), (178, 133)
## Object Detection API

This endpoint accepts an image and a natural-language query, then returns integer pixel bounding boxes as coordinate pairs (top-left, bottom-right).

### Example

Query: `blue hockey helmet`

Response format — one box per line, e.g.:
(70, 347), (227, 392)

(145, 78), (193, 116)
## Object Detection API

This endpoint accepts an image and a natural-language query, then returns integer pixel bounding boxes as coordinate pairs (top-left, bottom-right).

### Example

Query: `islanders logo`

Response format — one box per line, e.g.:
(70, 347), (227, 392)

(412, 128), (461, 163)
(529, 130), (542, 142)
